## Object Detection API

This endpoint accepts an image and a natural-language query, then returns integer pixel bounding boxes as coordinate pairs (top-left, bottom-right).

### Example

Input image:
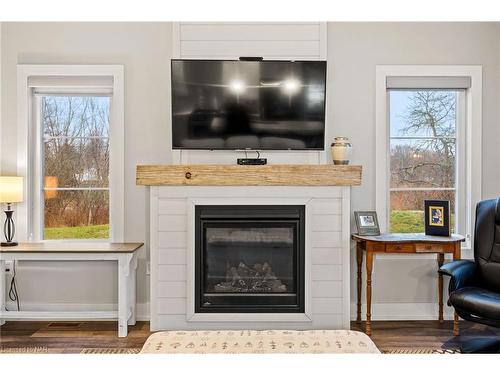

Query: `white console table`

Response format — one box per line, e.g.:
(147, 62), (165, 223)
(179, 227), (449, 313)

(0, 242), (143, 337)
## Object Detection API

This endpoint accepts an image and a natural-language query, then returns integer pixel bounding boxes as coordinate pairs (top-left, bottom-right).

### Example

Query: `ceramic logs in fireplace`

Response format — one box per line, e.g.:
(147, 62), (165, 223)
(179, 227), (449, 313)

(195, 205), (305, 313)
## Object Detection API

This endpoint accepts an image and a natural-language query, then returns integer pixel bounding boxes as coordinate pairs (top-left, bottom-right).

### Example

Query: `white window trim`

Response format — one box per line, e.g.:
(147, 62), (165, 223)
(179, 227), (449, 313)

(17, 65), (125, 242)
(375, 65), (482, 255)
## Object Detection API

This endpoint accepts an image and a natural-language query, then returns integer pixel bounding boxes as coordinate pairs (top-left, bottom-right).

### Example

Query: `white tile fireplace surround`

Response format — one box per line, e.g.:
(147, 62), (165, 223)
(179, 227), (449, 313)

(148, 185), (352, 331)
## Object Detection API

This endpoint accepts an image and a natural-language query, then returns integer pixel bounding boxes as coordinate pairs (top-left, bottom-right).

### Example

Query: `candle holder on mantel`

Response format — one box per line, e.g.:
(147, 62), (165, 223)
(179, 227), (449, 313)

(330, 137), (352, 165)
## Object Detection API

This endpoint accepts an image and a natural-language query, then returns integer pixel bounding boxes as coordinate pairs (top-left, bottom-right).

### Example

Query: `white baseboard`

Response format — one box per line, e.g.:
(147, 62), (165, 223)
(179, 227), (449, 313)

(4, 302), (150, 321)
(4, 301), (453, 322)
(350, 302), (455, 321)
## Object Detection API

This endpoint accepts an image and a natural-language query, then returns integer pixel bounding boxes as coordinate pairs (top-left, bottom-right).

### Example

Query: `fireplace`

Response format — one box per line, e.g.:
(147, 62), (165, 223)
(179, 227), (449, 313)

(195, 205), (305, 313)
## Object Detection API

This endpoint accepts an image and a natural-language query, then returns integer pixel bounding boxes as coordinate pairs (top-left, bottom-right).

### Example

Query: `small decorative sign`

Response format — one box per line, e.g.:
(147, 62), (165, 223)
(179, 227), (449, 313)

(354, 211), (380, 236)
(424, 200), (450, 236)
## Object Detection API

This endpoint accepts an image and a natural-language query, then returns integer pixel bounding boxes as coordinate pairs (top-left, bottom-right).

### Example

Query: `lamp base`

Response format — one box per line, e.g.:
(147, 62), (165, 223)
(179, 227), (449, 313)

(1, 241), (18, 247)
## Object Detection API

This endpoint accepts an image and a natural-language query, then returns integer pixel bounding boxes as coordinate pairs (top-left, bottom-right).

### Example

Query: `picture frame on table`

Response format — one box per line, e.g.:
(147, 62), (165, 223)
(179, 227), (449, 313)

(424, 200), (451, 236)
(354, 211), (380, 236)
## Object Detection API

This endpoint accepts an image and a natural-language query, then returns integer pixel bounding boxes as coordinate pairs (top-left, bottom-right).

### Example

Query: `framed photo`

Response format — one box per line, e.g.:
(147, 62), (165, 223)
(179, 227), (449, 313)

(424, 200), (450, 236)
(354, 211), (380, 236)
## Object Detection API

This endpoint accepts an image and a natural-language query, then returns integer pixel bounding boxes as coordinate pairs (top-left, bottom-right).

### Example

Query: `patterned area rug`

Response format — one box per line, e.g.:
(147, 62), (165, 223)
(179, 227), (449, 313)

(382, 348), (461, 354)
(81, 348), (141, 354)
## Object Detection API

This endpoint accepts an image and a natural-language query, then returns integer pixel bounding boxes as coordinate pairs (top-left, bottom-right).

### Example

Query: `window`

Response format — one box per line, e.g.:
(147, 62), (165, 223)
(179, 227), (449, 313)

(389, 90), (461, 233)
(16, 65), (124, 242)
(376, 66), (482, 250)
(41, 96), (110, 239)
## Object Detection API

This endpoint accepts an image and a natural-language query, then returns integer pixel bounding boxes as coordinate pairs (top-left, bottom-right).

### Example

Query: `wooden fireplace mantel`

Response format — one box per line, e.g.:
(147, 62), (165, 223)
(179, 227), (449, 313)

(136, 164), (362, 186)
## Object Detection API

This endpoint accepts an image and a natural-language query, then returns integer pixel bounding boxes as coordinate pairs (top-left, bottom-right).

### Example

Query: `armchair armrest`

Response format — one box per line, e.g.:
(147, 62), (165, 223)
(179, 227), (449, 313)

(439, 260), (476, 293)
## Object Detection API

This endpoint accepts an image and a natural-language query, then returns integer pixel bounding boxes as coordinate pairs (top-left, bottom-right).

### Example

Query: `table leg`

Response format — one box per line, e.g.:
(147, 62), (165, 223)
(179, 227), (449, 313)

(0, 259), (5, 325)
(118, 255), (131, 337)
(365, 249), (374, 336)
(356, 243), (363, 323)
(128, 254), (138, 326)
(437, 253), (444, 323)
(453, 242), (461, 336)
(453, 312), (460, 336)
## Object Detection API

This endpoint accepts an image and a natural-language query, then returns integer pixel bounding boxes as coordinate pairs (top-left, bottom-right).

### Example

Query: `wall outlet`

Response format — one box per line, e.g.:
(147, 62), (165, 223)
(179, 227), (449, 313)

(5, 260), (14, 275)
(146, 261), (151, 275)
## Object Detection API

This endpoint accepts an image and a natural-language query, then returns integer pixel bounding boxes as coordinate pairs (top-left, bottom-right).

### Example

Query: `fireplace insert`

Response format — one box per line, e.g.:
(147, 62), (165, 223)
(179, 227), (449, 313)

(195, 205), (305, 313)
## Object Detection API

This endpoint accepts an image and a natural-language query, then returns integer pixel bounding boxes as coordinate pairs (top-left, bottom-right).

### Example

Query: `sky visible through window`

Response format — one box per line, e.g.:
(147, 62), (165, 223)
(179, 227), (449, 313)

(390, 91), (410, 136)
(390, 90), (456, 137)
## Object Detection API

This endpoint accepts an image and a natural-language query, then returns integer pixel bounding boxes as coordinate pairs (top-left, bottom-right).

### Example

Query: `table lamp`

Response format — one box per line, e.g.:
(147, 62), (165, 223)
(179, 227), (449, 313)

(0, 176), (23, 246)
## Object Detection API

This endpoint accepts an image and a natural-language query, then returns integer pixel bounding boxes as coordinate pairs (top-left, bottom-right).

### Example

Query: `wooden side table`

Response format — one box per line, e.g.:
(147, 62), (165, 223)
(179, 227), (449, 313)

(351, 233), (465, 336)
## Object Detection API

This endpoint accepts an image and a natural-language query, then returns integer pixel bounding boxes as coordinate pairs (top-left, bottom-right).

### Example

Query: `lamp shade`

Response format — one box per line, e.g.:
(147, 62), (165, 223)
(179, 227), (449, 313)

(0, 176), (24, 203)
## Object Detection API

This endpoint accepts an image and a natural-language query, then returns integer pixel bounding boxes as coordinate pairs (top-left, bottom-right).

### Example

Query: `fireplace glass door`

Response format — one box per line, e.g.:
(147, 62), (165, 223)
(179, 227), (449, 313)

(195, 205), (305, 313)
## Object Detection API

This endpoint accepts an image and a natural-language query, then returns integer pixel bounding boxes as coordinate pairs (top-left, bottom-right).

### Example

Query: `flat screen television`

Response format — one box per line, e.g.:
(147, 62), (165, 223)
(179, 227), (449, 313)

(171, 59), (327, 150)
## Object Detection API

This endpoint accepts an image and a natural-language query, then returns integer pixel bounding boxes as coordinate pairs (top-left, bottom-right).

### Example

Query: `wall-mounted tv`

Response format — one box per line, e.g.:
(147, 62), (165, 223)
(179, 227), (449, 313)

(171, 59), (327, 150)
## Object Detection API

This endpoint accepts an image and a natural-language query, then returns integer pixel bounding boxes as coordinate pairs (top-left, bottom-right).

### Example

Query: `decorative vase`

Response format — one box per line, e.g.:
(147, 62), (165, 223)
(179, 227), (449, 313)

(331, 137), (352, 165)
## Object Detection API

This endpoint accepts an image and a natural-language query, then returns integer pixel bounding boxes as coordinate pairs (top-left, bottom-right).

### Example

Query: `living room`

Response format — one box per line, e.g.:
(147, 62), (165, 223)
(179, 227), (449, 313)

(1, 0), (499, 372)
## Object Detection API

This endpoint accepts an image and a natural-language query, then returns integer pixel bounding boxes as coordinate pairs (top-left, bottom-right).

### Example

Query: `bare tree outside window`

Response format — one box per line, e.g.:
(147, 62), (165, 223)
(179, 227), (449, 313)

(389, 90), (457, 233)
(42, 96), (110, 239)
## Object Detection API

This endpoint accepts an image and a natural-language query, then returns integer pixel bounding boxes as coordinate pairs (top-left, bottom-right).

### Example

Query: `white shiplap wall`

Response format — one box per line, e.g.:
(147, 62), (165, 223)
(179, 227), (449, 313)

(150, 186), (351, 331)
(171, 22), (329, 165)
(174, 22), (327, 60)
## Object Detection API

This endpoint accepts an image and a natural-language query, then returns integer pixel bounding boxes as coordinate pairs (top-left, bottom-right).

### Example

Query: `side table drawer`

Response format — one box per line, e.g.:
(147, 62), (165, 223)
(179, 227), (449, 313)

(415, 243), (444, 253)
(386, 243), (415, 253)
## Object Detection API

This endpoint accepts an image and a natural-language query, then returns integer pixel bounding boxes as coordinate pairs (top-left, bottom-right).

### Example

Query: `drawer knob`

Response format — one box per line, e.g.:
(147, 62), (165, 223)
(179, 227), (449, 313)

(185, 172), (192, 179)
(395, 245), (401, 250)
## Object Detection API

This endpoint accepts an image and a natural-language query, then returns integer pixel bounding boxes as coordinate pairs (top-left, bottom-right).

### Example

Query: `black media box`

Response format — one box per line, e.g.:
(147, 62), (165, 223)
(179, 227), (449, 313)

(237, 158), (268, 165)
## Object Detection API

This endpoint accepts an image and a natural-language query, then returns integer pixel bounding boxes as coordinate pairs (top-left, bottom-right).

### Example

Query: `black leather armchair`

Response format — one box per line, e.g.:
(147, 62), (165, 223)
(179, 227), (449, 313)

(439, 197), (500, 353)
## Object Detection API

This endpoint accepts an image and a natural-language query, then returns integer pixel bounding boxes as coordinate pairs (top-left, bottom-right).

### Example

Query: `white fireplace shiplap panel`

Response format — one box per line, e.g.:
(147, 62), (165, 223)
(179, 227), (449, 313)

(158, 215), (187, 231)
(312, 298), (343, 314)
(311, 232), (342, 248)
(158, 232), (186, 248)
(175, 22), (326, 60)
(171, 22), (329, 166)
(312, 281), (343, 298)
(311, 199), (342, 214)
(150, 186), (350, 331)
(311, 265), (343, 281)
(158, 199), (186, 214)
(311, 248), (342, 265)
(158, 249), (186, 265)
(180, 41), (320, 59)
(158, 265), (186, 282)
(180, 23), (321, 41)
(311, 215), (341, 231)
(158, 298), (186, 315)
(312, 314), (344, 328)
(158, 282), (186, 298)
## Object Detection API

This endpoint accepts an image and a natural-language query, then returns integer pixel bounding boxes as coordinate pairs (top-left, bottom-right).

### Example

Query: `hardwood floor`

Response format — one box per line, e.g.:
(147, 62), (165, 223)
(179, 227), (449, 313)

(0, 321), (150, 353)
(351, 320), (500, 351)
(1, 320), (499, 353)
